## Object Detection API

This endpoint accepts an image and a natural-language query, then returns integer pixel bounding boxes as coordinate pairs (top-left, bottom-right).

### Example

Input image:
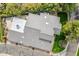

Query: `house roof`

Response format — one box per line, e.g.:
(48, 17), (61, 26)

(9, 17), (26, 33)
(8, 26), (51, 51)
(7, 13), (61, 52)
(26, 13), (61, 36)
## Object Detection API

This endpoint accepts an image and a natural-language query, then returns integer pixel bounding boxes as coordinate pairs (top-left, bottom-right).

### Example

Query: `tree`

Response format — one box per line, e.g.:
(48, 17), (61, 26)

(0, 3), (6, 16)
(5, 3), (23, 16)
(0, 3), (77, 16)
(62, 20), (79, 42)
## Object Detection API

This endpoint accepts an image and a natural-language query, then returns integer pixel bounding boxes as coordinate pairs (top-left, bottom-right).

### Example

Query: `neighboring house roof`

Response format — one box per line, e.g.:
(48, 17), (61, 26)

(26, 13), (61, 36)
(9, 17), (26, 33)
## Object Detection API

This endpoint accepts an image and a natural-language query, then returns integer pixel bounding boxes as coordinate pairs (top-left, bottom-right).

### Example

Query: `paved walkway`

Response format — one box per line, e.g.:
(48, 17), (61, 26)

(66, 41), (78, 56)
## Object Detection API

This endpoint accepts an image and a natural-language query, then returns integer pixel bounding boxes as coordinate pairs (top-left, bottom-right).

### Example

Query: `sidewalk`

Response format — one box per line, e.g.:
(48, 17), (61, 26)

(66, 41), (77, 56)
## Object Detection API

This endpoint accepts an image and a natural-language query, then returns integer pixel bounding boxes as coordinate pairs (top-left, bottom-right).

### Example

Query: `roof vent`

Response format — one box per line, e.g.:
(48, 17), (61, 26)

(44, 16), (47, 19)
(46, 22), (49, 25)
(16, 24), (20, 29)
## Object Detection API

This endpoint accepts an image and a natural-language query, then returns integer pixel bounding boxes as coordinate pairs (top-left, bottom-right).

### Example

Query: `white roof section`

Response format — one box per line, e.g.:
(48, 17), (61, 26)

(10, 17), (26, 33)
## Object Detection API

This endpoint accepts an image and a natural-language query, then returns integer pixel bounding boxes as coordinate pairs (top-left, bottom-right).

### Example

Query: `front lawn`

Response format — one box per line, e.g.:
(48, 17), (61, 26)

(52, 32), (66, 53)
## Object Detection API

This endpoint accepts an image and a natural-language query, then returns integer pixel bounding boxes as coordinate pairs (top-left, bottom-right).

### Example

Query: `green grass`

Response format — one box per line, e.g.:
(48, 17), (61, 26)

(52, 32), (66, 53)
(77, 49), (79, 56)
(52, 12), (68, 53)
(0, 20), (4, 43)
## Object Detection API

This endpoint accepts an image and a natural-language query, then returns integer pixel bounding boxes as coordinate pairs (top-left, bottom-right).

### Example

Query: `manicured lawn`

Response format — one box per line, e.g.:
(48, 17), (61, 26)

(0, 20), (4, 43)
(52, 32), (66, 53)
(77, 49), (79, 56)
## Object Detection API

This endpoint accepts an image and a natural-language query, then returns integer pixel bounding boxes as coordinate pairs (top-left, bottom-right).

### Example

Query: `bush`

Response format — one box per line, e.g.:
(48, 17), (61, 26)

(57, 12), (68, 25)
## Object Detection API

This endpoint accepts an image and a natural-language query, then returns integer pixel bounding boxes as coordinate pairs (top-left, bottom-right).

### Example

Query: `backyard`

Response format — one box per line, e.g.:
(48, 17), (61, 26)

(52, 12), (68, 53)
(52, 32), (66, 53)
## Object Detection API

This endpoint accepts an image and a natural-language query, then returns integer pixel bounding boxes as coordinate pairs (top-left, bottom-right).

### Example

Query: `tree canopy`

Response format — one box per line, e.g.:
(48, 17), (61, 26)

(62, 20), (79, 41)
(0, 3), (76, 17)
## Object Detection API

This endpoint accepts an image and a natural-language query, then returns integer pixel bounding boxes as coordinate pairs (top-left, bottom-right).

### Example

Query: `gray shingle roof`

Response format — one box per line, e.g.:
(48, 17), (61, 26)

(26, 13), (61, 36)
(24, 26), (52, 51)
(7, 13), (61, 52)
(7, 30), (23, 43)
(8, 26), (51, 51)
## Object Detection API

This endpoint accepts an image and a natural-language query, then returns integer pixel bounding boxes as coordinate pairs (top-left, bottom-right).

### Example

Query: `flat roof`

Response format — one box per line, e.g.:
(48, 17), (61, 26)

(10, 17), (26, 33)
